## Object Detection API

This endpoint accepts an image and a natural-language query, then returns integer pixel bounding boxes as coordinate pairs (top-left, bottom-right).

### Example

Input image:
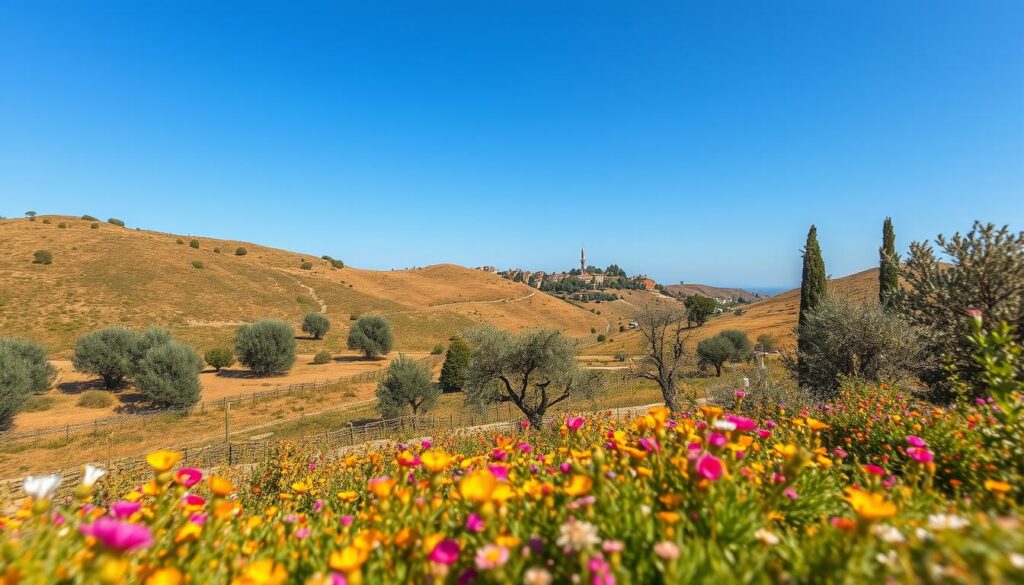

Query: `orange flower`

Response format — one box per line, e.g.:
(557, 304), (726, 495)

(338, 491), (360, 502)
(145, 568), (183, 585)
(232, 558), (287, 585)
(843, 487), (896, 521)
(208, 476), (235, 497)
(146, 451), (181, 473)
(984, 479), (1012, 493)
(368, 477), (397, 499)
(421, 451), (453, 474)
(459, 470), (497, 503)
(329, 546), (369, 573)
(564, 475), (593, 497)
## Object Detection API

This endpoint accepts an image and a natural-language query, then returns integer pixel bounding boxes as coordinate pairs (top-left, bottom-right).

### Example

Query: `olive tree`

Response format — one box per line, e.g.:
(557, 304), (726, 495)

(135, 341), (203, 408)
(347, 316), (394, 359)
(697, 335), (736, 377)
(630, 305), (693, 411)
(234, 320), (297, 375)
(128, 327), (173, 373)
(72, 327), (136, 389)
(375, 354), (439, 419)
(204, 348), (235, 371)
(0, 346), (33, 429)
(0, 338), (55, 393)
(464, 327), (601, 428)
(684, 295), (717, 327)
(302, 312), (331, 340)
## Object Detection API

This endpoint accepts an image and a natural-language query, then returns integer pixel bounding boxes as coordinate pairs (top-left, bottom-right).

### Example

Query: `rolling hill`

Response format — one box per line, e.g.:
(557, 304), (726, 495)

(662, 283), (762, 302)
(0, 216), (608, 356)
(586, 268), (881, 356)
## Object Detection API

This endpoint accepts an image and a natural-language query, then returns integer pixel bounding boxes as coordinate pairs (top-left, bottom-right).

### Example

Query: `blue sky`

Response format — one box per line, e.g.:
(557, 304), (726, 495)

(1, 1), (1022, 289)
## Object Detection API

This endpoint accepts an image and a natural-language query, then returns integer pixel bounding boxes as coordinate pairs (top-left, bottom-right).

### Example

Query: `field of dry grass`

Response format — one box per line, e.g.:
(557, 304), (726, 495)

(0, 216), (606, 357)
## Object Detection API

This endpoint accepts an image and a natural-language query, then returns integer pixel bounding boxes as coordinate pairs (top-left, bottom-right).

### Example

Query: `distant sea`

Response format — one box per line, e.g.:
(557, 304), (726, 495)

(746, 286), (791, 297)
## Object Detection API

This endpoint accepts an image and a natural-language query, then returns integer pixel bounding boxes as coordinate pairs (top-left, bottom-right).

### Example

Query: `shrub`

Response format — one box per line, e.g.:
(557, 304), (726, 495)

(684, 295), (718, 327)
(302, 313), (330, 340)
(619, 325), (626, 332)
(191, 261), (204, 269)
(0, 338), (56, 393)
(108, 218), (125, 227)
(375, 354), (439, 418)
(697, 335), (736, 377)
(90, 222), (99, 229)
(135, 341), (203, 409)
(0, 347), (32, 429)
(76, 390), (114, 409)
(597, 334), (607, 342)
(213, 247), (221, 253)
(42, 219), (51, 224)
(204, 348), (235, 371)
(235, 247), (247, 256)
(81, 215), (98, 221)
(719, 329), (752, 359)
(57, 222), (68, 229)
(234, 320), (296, 375)
(430, 344), (444, 355)
(176, 239), (184, 245)
(300, 261), (313, 270)
(189, 239), (200, 249)
(32, 250), (52, 265)
(22, 394), (55, 412)
(756, 334), (777, 352)
(590, 327), (597, 334)
(72, 327), (136, 389)
(347, 316), (394, 359)
(313, 350), (332, 365)
(330, 259), (344, 269)
(439, 336), (472, 392)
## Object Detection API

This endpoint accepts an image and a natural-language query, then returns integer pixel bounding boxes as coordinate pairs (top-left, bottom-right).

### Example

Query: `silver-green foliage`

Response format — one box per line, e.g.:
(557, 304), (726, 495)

(134, 341), (203, 409)
(375, 354), (439, 419)
(347, 316), (393, 359)
(234, 320), (297, 375)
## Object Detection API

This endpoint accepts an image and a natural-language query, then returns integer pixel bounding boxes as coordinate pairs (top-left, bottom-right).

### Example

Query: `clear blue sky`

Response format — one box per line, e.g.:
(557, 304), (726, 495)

(2, 1), (1022, 289)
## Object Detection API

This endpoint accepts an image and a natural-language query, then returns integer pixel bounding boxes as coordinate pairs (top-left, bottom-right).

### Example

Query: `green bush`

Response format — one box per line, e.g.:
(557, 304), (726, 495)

(42, 219), (51, 224)
(596, 334), (607, 342)
(697, 335), (735, 377)
(22, 394), (55, 412)
(204, 348), (235, 371)
(430, 344), (444, 355)
(302, 313), (330, 340)
(176, 239), (184, 245)
(235, 247), (247, 256)
(76, 390), (114, 409)
(32, 250), (52, 265)
(57, 222), (68, 229)
(81, 215), (98, 221)
(192, 261), (204, 269)
(313, 350), (332, 365)
(72, 327), (136, 389)
(189, 239), (200, 249)
(0, 347), (32, 429)
(719, 329), (752, 359)
(347, 316), (394, 359)
(90, 222), (99, 229)
(300, 261), (313, 270)
(376, 354), (439, 418)
(213, 247), (221, 253)
(756, 334), (777, 352)
(234, 320), (296, 375)
(330, 259), (344, 269)
(439, 336), (472, 392)
(108, 218), (125, 227)
(0, 338), (55, 393)
(135, 341), (203, 409)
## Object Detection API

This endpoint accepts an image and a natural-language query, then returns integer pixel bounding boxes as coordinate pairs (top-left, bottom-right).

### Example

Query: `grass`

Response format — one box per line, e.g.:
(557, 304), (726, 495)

(76, 390), (114, 408)
(21, 395), (55, 412)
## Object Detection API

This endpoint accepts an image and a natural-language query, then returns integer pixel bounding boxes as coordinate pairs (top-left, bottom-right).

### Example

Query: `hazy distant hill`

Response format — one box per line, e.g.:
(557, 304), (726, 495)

(0, 216), (608, 356)
(662, 283), (762, 302)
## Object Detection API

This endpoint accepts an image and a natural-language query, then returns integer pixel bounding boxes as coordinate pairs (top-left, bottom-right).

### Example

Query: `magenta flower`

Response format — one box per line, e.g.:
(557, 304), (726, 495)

(784, 487), (799, 500)
(735, 390), (746, 399)
(566, 416), (585, 431)
(906, 435), (926, 448)
(421, 440), (432, 449)
(864, 464), (886, 476)
(79, 517), (153, 552)
(294, 526), (311, 539)
(466, 513), (485, 533)
(708, 433), (728, 448)
(430, 539), (460, 565)
(341, 515), (354, 527)
(110, 501), (142, 518)
(331, 573), (348, 585)
(639, 437), (661, 453)
(907, 446), (934, 463)
(488, 465), (509, 481)
(726, 415), (756, 432)
(696, 454), (724, 481)
(174, 467), (203, 488)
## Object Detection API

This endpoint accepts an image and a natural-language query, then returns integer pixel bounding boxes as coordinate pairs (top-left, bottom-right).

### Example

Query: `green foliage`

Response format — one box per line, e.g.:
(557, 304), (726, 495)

(22, 394), (55, 412)
(879, 217), (900, 307)
(439, 336), (472, 392)
(0, 346), (32, 429)
(718, 329), (752, 359)
(300, 261), (313, 270)
(108, 218), (125, 227)
(375, 354), (439, 418)
(42, 219), (51, 224)
(312, 350), (333, 365)
(696, 335), (735, 377)
(57, 222), (68, 229)
(235, 247), (248, 256)
(347, 316), (394, 359)
(213, 247), (221, 253)
(189, 239), (200, 249)
(135, 341), (203, 409)
(430, 344), (444, 355)
(204, 347), (235, 371)
(76, 390), (114, 409)
(192, 260), (204, 269)
(899, 222), (1024, 397)
(590, 327), (597, 334)
(790, 296), (922, 398)
(683, 295), (717, 327)
(464, 327), (601, 426)
(301, 313), (330, 340)
(0, 338), (56, 393)
(756, 334), (777, 352)
(798, 225), (827, 387)
(596, 334), (607, 342)
(32, 250), (52, 265)
(323, 255), (345, 269)
(234, 320), (297, 375)
(81, 215), (98, 221)
(25, 211), (36, 218)
(91, 222), (99, 229)
(72, 327), (136, 389)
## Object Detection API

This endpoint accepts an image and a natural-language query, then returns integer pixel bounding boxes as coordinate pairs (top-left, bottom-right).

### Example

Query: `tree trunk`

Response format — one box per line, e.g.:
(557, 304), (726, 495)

(659, 382), (678, 412)
(526, 410), (544, 429)
(714, 364), (722, 377)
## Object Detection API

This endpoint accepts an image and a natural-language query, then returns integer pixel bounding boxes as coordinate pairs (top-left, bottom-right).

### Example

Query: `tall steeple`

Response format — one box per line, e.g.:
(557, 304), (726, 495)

(580, 243), (586, 273)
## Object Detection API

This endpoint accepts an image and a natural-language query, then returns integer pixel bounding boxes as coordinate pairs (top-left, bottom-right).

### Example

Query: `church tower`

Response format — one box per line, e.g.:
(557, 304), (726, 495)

(580, 244), (586, 274)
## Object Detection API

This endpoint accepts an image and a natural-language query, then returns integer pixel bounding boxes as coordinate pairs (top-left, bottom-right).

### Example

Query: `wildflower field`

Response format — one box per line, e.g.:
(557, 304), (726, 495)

(2, 378), (1023, 584)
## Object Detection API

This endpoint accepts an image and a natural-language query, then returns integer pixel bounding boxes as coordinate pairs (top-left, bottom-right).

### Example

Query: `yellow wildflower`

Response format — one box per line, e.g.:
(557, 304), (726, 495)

(146, 450), (181, 473)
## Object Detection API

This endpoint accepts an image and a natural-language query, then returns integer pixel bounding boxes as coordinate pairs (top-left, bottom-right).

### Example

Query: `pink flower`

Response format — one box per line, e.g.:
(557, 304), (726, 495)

(79, 517), (153, 551)
(726, 415), (756, 432)
(907, 446), (934, 463)
(294, 526), (311, 539)
(341, 515), (354, 527)
(466, 513), (485, 533)
(174, 468), (203, 488)
(966, 308), (983, 321)
(653, 541), (680, 560)
(735, 390), (746, 399)
(784, 487), (799, 500)
(520, 419), (530, 430)
(519, 442), (532, 453)
(110, 500), (141, 518)
(331, 573), (348, 585)
(864, 464), (886, 476)
(475, 544), (510, 570)
(696, 454), (724, 481)
(588, 555), (614, 585)
(488, 465), (509, 481)
(430, 539), (460, 565)
(566, 417), (585, 432)
(559, 462), (571, 474)
(757, 429), (772, 439)
(708, 433), (728, 448)
(639, 437), (661, 453)
(421, 440), (432, 449)
(906, 435), (926, 448)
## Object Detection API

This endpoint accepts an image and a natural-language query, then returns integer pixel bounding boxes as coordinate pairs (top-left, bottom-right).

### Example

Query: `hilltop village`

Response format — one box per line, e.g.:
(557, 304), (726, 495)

(479, 245), (657, 294)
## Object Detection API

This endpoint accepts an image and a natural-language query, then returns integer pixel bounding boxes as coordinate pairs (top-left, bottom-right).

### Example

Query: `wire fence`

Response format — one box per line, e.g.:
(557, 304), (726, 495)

(0, 355), (443, 443)
(1, 396), (659, 500)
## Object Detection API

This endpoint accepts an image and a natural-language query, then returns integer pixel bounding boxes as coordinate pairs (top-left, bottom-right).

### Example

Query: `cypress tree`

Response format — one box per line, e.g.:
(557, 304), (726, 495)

(879, 217), (900, 307)
(797, 225), (827, 387)
(439, 336), (472, 392)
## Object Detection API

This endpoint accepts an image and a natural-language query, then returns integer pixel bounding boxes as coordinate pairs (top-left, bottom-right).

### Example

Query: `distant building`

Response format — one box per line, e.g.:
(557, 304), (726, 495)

(476, 266), (497, 273)
(634, 276), (656, 291)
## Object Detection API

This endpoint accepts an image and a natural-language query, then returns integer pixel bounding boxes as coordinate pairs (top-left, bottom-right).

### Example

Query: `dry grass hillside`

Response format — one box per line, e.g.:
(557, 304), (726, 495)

(587, 268), (881, 356)
(0, 216), (606, 356)
(662, 283), (761, 302)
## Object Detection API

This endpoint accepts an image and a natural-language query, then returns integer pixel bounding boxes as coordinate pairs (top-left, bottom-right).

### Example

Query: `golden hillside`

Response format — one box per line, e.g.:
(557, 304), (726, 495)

(0, 216), (606, 356)
(587, 268), (881, 356)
